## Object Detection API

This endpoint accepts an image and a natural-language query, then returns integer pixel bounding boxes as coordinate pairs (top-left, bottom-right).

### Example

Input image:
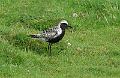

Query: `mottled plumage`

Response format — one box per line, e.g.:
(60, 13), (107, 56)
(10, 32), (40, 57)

(30, 20), (71, 55)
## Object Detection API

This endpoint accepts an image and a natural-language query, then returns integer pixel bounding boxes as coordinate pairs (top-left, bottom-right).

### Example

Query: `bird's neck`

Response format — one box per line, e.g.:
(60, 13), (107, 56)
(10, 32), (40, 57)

(61, 29), (65, 35)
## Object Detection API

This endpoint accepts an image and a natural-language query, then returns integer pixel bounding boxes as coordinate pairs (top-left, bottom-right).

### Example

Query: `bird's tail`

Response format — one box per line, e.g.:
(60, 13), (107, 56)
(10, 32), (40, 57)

(29, 34), (41, 38)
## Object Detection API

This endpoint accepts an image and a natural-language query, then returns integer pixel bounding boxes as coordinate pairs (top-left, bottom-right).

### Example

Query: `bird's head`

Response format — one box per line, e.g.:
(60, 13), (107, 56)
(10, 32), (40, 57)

(58, 20), (72, 30)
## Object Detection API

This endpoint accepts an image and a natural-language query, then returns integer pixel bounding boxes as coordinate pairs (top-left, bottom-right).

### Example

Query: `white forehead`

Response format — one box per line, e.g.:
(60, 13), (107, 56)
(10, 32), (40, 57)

(60, 20), (68, 25)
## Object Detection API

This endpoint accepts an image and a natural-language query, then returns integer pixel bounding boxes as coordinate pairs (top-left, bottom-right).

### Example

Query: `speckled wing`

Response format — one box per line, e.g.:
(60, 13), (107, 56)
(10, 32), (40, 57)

(40, 28), (58, 41)
(30, 26), (60, 41)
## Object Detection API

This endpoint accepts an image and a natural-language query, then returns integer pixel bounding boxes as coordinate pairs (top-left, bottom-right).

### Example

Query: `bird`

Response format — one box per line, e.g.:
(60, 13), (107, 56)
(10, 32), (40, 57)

(29, 20), (72, 55)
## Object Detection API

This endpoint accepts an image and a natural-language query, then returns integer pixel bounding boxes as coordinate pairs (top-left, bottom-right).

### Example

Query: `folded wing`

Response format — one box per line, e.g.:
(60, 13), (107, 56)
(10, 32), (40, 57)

(30, 27), (59, 41)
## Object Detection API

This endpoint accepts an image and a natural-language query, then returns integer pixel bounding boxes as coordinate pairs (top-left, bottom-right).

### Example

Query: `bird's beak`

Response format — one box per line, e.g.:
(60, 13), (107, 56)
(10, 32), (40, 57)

(67, 25), (72, 29)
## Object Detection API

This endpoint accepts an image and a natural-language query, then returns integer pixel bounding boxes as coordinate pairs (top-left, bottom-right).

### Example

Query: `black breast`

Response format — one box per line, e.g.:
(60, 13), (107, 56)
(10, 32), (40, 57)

(47, 30), (65, 43)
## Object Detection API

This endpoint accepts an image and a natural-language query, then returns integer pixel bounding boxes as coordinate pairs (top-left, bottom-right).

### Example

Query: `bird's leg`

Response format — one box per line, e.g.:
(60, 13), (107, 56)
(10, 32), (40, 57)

(48, 43), (52, 56)
(49, 43), (52, 56)
(48, 43), (49, 54)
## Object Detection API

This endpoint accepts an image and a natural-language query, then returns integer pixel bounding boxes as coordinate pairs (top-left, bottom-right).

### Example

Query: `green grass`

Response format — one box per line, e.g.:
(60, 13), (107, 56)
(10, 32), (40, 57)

(0, 0), (120, 78)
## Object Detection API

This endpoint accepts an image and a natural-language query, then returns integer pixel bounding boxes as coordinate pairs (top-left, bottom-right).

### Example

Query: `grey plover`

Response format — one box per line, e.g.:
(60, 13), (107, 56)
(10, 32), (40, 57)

(30, 20), (72, 55)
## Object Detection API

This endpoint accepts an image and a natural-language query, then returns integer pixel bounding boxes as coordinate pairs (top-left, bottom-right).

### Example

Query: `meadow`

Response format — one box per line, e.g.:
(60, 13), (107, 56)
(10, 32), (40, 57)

(0, 0), (120, 78)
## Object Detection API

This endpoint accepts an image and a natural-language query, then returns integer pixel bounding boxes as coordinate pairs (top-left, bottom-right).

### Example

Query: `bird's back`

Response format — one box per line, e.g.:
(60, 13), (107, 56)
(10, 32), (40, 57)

(30, 26), (65, 43)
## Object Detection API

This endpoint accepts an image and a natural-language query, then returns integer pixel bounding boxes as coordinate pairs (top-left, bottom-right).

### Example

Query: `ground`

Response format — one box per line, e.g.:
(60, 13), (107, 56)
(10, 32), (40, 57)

(0, 0), (120, 78)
